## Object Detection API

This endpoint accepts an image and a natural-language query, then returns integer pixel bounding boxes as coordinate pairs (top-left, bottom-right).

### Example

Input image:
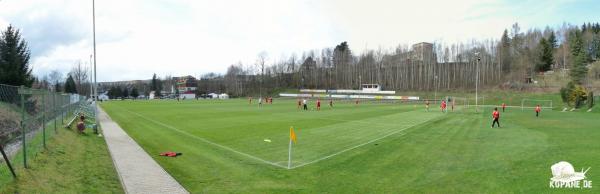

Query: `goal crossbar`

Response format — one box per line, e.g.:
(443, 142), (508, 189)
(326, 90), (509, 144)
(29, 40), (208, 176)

(521, 99), (553, 111)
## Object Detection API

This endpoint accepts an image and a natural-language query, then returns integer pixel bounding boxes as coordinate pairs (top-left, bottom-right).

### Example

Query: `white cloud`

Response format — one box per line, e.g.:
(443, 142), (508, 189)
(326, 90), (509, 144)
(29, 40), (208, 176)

(0, 0), (596, 81)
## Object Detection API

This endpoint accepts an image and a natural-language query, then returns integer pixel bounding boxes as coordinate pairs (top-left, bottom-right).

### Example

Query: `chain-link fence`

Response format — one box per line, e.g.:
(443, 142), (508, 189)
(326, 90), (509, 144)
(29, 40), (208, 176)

(0, 83), (96, 186)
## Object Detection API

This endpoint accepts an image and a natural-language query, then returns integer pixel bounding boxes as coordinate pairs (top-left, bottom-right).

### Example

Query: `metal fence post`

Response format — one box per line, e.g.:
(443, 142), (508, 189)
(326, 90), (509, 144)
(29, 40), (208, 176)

(20, 85), (27, 168)
(42, 91), (46, 149)
(54, 93), (57, 133)
(61, 95), (64, 125)
(0, 144), (16, 178)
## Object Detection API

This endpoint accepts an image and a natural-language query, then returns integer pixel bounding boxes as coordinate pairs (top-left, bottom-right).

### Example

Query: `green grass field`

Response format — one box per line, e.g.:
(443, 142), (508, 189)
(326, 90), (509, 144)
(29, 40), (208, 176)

(0, 121), (123, 193)
(101, 98), (599, 193)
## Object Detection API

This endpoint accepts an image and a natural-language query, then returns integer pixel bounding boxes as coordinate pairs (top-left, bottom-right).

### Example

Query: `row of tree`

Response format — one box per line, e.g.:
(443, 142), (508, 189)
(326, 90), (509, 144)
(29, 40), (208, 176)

(107, 86), (139, 99)
(4, 21), (599, 104)
(214, 22), (600, 97)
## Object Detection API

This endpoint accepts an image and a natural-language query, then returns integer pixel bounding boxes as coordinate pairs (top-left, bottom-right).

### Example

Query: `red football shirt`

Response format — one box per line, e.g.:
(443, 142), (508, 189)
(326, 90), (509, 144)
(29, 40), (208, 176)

(493, 111), (500, 119)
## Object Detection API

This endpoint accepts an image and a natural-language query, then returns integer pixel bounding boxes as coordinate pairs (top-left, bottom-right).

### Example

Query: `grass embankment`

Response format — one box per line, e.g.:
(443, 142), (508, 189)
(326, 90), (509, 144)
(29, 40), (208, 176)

(102, 97), (599, 193)
(0, 121), (123, 193)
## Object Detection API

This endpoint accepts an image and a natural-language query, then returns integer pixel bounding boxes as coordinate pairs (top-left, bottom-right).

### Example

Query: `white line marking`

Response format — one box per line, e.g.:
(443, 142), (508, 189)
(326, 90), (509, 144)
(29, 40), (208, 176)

(118, 108), (289, 169)
(276, 108), (430, 128)
(290, 115), (440, 169)
(111, 105), (442, 170)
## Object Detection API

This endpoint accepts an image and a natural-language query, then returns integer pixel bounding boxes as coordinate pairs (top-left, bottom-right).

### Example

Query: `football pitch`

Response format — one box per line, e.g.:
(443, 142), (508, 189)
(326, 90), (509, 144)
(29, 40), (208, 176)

(100, 99), (599, 193)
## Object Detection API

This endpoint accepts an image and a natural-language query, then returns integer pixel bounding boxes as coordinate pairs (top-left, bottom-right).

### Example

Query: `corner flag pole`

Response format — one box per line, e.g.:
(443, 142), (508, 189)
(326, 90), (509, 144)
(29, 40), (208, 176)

(288, 126), (296, 169)
(288, 135), (292, 169)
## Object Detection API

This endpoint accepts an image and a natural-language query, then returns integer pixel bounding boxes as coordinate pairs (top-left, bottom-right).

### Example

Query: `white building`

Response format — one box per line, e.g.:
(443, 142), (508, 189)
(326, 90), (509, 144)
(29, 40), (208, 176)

(218, 93), (229, 99)
(208, 93), (218, 99)
(179, 91), (196, 100)
(98, 92), (109, 101)
(361, 84), (381, 92)
(149, 91), (156, 99)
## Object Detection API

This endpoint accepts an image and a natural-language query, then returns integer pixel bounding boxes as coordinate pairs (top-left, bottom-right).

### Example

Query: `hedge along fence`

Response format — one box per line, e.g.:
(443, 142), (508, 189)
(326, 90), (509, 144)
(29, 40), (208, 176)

(0, 84), (92, 186)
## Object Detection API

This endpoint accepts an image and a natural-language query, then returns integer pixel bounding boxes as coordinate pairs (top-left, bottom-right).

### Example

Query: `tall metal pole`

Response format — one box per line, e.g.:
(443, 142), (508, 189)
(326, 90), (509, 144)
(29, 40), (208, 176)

(20, 86), (27, 168)
(93, 0), (98, 121)
(287, 137), (292, 169)
(475, 53), (480, 112)
(359, 75), (362, 89)
(434, 76), (438, 101)
(90, 55), (93, 98)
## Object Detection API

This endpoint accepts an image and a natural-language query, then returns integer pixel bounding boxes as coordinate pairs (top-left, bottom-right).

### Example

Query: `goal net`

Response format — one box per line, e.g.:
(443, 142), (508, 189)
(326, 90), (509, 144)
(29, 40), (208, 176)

(521, 99), (553, 111)
(460, 96), (486, 112)
(447, 96), (467, 112)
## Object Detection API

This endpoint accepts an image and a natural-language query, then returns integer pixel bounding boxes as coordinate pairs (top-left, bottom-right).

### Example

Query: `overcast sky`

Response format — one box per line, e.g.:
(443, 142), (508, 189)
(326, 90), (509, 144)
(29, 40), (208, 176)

(0, 0), (598, 82)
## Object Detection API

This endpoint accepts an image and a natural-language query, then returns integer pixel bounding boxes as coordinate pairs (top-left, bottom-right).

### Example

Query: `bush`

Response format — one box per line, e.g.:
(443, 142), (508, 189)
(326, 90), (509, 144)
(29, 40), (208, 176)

(569, 85), (587, 108)
(561, 81), (589, 108)
(588, 91), (595, 108)
(560, 87), (569, 103)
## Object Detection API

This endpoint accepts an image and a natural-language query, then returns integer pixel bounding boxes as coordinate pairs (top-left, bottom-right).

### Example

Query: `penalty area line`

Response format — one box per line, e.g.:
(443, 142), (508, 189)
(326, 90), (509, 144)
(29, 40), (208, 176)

(290, 115), (440, 169)
(118, 107), (288, 169)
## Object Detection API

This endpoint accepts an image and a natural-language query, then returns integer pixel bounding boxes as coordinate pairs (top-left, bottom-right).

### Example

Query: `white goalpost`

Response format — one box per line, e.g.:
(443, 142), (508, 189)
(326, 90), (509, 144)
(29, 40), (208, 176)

(466, 96), (485, 111)
(448, 96), (467, 112)
(521, 99), (553, 111)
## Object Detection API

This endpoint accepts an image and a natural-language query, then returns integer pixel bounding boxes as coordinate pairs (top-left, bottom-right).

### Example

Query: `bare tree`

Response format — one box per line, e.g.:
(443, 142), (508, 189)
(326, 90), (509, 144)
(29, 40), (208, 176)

(257, 51), (268, 97)
(47, 70), (63, 91)
(70, 61), (89, 96)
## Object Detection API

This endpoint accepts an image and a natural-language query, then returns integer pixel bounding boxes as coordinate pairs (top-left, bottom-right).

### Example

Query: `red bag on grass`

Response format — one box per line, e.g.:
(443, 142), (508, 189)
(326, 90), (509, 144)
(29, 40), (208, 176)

(159, 152), (182, 157)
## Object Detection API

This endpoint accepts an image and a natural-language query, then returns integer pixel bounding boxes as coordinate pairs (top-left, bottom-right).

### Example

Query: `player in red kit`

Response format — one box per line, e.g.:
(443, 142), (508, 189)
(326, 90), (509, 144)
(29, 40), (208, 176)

(317, 98), (321, 111)
(502, 103), (506, 112)
(492, 107), (500, 128)
(441, 100), (447, 112)
(535, 105), (541, 117)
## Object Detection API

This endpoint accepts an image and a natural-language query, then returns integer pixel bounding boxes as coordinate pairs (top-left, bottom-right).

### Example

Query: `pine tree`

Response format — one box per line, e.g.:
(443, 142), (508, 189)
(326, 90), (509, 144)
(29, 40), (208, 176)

(151, 73), (158, 91)
(592, 35), (600, 60)
(131, 87), (139, 98)
(536, 38), (553, 72)
(151, 73), (162, 97)
(570, 52), (588, 84)
(54, 82), (61, 92)
(569, 29), (588, 84)
(548, 31), (557, 49)
(122, 87), (129, 98)
(500, 29), (512, 73)
(64, 75), (77, 93)
(0, 24), (34, 86)
(113, 86), (123, 99)
(570, 29), (584, 57)
(107, 86), (115, 99)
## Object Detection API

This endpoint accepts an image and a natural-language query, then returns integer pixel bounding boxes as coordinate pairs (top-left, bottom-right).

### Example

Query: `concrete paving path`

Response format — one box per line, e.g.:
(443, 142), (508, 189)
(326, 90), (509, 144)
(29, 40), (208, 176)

(98, 107), (189, 194)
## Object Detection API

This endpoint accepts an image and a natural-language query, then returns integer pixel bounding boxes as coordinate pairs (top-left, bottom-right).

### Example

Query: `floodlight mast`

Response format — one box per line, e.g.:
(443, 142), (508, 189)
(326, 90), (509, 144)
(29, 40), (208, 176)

(92, 0), (98, 121)
(89, 55), (93, 98)
(475, 52), (480, 112)
(434, 75), (438, 101)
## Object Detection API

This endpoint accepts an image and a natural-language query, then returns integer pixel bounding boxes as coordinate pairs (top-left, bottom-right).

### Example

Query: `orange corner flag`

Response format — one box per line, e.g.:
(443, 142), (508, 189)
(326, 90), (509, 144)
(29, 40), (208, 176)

(290, 127), (297, 144)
